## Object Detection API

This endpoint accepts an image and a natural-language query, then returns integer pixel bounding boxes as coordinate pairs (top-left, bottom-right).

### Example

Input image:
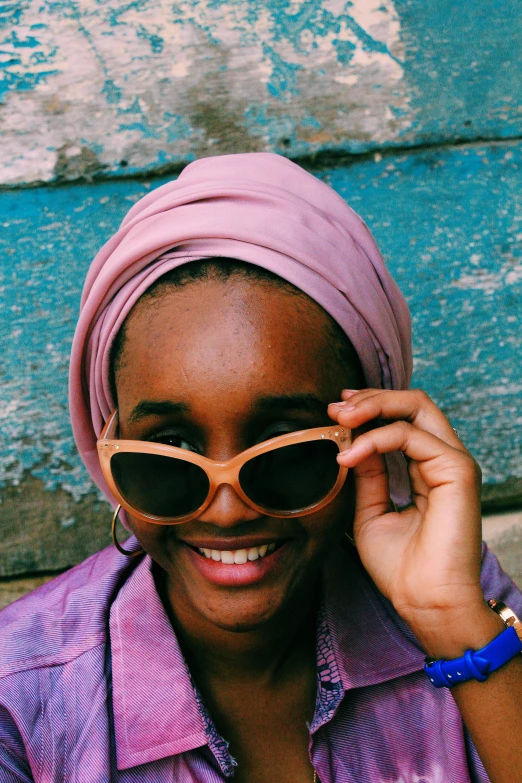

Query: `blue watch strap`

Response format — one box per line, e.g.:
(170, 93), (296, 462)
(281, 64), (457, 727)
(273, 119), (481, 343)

(424, 625), (522, 688)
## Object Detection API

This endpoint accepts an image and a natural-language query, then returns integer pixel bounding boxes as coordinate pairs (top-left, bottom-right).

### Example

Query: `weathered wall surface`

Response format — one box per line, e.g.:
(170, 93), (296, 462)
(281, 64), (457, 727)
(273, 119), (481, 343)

(1, 0), (521, 581)
(2, 0), (521, 186)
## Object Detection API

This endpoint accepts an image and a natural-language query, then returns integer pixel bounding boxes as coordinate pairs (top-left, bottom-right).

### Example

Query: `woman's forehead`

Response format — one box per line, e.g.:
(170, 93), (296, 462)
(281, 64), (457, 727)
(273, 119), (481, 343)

(116, 278), (355, 410)
(123, 277), (333, 356)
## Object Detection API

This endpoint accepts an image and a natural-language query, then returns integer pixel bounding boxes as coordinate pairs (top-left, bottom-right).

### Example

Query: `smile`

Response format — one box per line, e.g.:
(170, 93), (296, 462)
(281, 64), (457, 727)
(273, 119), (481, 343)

(182, 538), (290, 587)
(196, 543), (278, 563)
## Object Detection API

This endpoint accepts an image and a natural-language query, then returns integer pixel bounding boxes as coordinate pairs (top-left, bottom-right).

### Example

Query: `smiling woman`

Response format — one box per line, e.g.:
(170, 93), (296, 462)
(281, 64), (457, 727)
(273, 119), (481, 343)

(104, 266), (358, 638)
(0, 153), (521, 783)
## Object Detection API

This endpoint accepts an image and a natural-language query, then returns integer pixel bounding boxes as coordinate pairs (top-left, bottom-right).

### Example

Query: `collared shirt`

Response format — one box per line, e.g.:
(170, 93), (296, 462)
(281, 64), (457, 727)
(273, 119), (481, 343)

(0, 540), (521, 783)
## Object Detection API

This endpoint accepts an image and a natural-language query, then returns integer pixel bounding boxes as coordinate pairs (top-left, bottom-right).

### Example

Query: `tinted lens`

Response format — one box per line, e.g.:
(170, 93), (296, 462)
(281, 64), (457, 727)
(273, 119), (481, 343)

(239, 439), (340, 512)
(111, 452), (210, 518)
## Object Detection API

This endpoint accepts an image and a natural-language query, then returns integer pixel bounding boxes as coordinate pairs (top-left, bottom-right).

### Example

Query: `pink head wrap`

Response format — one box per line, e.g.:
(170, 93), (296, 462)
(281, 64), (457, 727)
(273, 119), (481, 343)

(69, 152), (413, 518)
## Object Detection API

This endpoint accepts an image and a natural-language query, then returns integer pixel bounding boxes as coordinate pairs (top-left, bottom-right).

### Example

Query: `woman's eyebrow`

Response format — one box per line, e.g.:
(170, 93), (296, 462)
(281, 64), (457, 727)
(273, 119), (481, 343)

(127, 400), (190, 423)
(253, 393), (327, 414)
(128, 394), (325, 423)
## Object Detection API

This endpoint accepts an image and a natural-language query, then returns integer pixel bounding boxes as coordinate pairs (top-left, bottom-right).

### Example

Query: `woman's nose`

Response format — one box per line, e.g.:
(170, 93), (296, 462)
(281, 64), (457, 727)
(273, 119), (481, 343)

(197, 483), (262, 528)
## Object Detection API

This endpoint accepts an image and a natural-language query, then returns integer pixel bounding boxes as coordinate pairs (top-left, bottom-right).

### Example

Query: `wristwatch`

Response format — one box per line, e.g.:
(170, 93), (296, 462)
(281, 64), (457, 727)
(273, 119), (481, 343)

(488, 598), (522, 641)
(424, 599), (522, 688)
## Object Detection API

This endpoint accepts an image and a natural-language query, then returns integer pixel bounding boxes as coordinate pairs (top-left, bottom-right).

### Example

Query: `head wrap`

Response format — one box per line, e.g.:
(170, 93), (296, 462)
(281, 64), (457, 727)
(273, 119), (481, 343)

(69, 152), (412, 517)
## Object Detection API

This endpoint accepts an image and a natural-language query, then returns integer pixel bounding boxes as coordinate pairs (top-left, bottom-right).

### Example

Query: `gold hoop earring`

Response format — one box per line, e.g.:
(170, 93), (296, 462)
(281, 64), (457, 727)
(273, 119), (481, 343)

(111, 505), (144, 558)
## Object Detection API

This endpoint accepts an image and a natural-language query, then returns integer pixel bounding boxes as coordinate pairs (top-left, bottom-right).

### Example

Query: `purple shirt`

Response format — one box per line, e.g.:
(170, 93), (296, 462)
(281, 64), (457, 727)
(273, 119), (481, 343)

(1, 540), (521, 782)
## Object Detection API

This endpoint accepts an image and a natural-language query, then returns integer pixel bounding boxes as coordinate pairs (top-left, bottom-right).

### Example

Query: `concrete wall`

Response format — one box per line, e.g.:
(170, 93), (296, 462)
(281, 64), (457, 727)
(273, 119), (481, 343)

(1, 0), (521, 582)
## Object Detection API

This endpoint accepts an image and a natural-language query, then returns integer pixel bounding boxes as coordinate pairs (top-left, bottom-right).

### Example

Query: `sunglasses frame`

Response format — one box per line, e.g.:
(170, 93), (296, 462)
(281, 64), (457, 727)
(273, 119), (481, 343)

(97, 410), (352, 525)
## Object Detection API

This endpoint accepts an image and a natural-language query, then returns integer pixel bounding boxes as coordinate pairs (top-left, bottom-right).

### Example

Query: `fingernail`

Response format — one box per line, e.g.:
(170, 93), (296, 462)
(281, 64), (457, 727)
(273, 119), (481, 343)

(330, 402), (356, 412)
(342, 389), (358, 396)
(338, 446), (352, 456)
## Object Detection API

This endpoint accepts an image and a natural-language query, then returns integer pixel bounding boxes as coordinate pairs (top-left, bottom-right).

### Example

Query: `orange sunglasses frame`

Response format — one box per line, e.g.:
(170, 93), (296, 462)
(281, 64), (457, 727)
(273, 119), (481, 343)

(97, 410), (352, 525)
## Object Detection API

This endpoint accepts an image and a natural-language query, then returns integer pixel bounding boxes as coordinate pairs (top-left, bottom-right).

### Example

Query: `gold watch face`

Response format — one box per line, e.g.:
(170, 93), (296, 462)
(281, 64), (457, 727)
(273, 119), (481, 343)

(488, 599), (522, 642)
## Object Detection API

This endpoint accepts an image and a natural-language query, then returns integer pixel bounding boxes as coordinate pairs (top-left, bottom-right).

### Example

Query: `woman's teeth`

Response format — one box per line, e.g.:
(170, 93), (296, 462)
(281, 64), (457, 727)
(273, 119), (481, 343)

(197, 543), (277, 563)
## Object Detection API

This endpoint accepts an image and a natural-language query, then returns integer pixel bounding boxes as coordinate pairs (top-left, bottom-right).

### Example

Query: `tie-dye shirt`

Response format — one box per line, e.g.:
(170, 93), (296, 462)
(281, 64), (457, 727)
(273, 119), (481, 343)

(1, 540), (520, 782)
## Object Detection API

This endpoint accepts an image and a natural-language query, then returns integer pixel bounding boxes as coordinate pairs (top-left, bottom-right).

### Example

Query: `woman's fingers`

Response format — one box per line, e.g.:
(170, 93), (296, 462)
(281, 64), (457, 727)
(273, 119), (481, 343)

(328, 389), (465, 452)
(328, 389), (485, 626)
(328, 387), (481, 548)
(350, 450), (394, 525)
(337, 418), (475, 480)
(338, 419), (481, 533)
(343, 420), (483, 590)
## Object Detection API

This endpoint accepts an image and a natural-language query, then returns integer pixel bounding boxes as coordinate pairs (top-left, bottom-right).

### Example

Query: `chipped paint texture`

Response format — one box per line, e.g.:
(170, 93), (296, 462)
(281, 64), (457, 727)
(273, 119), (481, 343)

(1, 140), (521, 517)
(0, 0), (412, 185)
(2, 0), (521, 187)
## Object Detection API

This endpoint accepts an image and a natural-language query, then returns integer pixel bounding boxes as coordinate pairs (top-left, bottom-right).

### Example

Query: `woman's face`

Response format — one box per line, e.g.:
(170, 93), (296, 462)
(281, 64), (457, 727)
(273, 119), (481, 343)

(115, 277), (361, 632)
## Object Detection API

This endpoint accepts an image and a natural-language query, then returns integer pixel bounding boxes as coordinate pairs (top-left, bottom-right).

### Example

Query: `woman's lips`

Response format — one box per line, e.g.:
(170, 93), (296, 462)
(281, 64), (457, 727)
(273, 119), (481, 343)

(181, 539), (290, 587)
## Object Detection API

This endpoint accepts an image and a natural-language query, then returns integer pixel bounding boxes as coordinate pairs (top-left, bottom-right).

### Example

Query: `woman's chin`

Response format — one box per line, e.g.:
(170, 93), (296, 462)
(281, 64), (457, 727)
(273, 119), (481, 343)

(178, 562), (307, 633)
(151, 533), (324, 636)
(192, 592), (288, 633)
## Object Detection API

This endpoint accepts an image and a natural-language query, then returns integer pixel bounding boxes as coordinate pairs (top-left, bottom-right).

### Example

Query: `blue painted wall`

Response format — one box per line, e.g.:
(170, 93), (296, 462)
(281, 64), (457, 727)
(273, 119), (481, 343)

(1, 1), (521, 575)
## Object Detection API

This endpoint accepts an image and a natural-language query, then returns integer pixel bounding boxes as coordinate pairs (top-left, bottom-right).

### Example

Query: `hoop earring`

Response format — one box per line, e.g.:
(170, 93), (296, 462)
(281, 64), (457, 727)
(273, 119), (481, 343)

(111, 505), (145, 558)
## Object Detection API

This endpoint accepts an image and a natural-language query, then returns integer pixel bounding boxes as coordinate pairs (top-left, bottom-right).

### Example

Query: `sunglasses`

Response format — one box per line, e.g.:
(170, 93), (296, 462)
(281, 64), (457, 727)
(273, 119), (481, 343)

(97, 410), (352, 525)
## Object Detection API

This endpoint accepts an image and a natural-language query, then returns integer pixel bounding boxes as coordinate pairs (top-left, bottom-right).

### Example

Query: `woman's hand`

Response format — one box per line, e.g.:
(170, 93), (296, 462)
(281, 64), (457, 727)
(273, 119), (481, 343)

(328, 388), (502, 659)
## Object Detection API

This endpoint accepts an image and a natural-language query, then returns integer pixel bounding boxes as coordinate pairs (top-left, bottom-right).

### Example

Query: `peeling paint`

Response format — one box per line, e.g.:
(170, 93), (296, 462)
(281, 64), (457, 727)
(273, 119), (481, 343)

(0, 0), (414, 185)
(54, 143), (108, 181)
(1, 0), (520, 186)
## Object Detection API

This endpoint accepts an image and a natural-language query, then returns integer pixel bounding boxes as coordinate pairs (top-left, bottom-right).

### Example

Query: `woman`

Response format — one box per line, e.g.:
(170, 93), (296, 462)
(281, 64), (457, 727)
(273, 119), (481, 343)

(0, 152), (521, 783)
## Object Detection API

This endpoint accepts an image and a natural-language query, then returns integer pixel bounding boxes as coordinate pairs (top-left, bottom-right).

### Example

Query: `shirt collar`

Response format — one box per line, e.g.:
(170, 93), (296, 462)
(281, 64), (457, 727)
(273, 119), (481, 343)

(110, 555), (231, 772)
(110, 545), (425, 772)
